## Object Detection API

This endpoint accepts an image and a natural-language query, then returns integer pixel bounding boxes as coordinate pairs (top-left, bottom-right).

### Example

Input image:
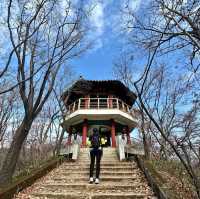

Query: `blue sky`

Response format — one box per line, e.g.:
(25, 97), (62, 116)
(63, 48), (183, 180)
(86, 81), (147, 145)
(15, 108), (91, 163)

(70, 0), (191, 83)
(72, 42), (118, 80)
(70, 0), (144, 80)
(0, 0), (147, 81)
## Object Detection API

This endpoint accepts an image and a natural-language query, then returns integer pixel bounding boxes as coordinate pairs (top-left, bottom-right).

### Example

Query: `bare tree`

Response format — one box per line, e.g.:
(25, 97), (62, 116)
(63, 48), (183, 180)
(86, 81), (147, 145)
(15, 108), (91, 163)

(115, 1), (200, 197)
(0, 83), (17, 147)
(124, 0), (200, 70)
(114, 56), (200, 197)
(0, 0), (90, 185)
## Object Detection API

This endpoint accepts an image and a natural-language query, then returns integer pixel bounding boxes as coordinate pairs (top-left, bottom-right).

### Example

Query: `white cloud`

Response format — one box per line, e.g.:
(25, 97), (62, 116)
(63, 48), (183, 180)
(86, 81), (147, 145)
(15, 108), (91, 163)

(90, 2), (104, 37)
(129, 0), (142, 12)
(87, 1), (105, 51)
(86, 0), (145, 52)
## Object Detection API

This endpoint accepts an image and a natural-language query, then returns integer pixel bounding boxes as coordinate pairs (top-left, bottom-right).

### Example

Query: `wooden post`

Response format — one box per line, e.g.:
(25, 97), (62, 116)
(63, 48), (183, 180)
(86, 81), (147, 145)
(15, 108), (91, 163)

(82, 119), (88, 147)
(111, 119), (116, 147)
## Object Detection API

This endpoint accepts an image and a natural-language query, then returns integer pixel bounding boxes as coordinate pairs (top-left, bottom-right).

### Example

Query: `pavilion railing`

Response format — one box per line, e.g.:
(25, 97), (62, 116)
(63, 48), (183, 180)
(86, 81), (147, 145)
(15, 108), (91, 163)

(66, 97), (137, 117)
(125, 137), (145, 156)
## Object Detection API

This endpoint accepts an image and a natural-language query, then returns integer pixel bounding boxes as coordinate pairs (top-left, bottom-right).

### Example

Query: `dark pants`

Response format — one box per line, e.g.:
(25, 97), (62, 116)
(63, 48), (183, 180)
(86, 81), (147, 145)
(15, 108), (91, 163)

(90, 148), (102, 179)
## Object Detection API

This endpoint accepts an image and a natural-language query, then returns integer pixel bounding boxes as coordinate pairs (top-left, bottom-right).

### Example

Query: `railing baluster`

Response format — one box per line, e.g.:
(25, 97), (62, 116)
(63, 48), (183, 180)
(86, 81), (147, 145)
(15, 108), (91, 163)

(78, 99), (81, 109)
(73, 102), (75, 112)
(122, 102), (125, 111)
(117, 98), (119, 109)
(88, 98), (90, 109)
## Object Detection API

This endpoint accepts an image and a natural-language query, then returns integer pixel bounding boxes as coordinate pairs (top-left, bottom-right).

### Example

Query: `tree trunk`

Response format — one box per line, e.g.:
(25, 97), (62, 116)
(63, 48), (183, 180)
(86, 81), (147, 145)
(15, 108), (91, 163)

(0, 116), (33, 186)
(199, 147), (200, 167)
(159, 142), (168, 161)
(141, 129), (150, 160)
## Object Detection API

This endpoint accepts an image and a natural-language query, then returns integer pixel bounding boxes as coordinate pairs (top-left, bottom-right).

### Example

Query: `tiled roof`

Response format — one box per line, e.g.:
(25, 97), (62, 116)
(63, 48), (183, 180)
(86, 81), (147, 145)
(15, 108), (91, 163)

(61, 79), (137, 106)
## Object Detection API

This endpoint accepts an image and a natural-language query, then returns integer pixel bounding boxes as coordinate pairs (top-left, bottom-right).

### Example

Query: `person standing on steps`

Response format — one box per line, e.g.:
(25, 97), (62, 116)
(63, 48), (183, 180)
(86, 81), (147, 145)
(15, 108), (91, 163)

(89, 128), (103, 184)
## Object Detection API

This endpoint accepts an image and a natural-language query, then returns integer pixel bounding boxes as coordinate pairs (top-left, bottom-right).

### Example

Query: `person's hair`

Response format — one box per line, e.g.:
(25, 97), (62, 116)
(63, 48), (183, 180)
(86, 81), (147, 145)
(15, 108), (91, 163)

(72, 128), (76, 133)
(93, 128), (98, 133)
(122, 127), (127, 132)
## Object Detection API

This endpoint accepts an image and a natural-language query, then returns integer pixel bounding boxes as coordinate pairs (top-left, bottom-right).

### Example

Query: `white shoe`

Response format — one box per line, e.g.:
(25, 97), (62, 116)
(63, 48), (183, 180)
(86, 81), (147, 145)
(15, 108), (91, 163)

(95, 178), (99, 184)
(89, 177), (94, 183)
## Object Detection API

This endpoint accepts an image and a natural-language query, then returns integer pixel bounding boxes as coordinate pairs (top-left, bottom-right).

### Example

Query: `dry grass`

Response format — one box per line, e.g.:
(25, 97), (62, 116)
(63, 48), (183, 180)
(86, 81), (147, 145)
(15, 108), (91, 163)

(146, 159), (197, 199)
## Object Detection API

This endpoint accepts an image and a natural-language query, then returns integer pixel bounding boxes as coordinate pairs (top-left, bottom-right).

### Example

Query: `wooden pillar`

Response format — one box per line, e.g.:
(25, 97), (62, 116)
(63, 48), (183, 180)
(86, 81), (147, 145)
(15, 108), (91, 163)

(67, 126), (72, 145)
(82, 119), (88, 147)
(127, 127), (131, 145)
(111, 119), (116, 147)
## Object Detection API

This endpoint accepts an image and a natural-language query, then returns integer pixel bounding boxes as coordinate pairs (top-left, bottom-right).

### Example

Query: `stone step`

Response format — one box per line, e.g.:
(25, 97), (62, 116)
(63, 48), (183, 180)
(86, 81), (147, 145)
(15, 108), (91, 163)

(55, 171), (136, 175)
(80, 153), (118, 154)
(80, 153), (117, 155)
(58, 166), (135, 171)
(59, 164), (134, 170)
(78, 160), (120, 162)
(78, 158), (119, 161)
(53, 173), (137, 178)
(62, 161), (135, 166)
(42, 179), (147, 188)
(80, 148), (116, 151)
(15, 149), (157, 199)
(30, 192), (89, 199)
(47, 176), (141, 183)
(79, 155), (118, 159)
(80, 152), (117, 154)
(38, 181), (150, 191)
(36, 183), (151, 192)
(75, 161), (133, 165)
(61, 162), (135, 166)
(56, 167), (140, 174)
(30, 192), (154, 199)
(79, 153), (117, 155)
(79, 157), (118, 159)
(78, 156), (118, 159)
(98, 154), (118, 155)
(91, 193), (155, 199)
(79, 159), (119, 161)
(79, 156), (118, 159)
(79, 155), (118, 157)
(79, 157), (118, 160)
(59, 165), (137, 170)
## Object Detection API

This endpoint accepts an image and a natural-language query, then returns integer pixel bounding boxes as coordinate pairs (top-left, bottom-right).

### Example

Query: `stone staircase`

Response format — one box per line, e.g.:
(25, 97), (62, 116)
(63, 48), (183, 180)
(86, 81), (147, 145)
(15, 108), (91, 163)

(16, 148), (156, 199)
